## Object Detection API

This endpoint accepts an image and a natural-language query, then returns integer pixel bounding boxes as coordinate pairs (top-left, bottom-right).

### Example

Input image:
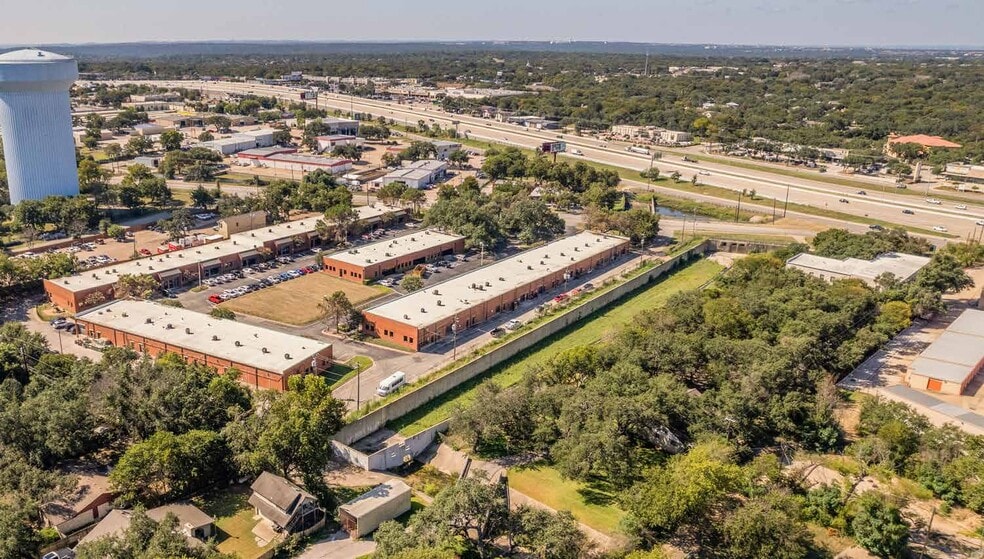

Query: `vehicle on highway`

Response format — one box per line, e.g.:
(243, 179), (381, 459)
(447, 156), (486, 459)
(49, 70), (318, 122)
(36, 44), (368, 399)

(926, 198), (942, 205)
(868, 224), (884, 231)
(902, 209), (915, 214)
(505, 319), (522, 330)
(698, 170), (710, 176)
(933, 226), (948, 233)
(626, 146), (651, 155)
(857, 190), (867, 195)
(570, 149), (583, 156)
(955, 204), (968, 210)
(553, 293), (569, 304)
(977, 220), (984, 226)
(838, 198), (849, 203)
(376, 371), (406, 396)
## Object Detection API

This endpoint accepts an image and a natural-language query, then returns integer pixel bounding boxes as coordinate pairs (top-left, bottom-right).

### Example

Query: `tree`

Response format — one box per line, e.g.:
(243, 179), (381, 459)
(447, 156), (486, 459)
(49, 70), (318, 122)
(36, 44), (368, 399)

(510, 506), (593, 559)
(210, 307), (235, 320)
(850, 493), (909, 559)
(124, 136), (154, 156)
(319, 291), (354, 331)
(722, 494), (812, 559)
(448, 149), (470, 168)
(499, 198), (566, 244)
(197, 131), (214, 142)
(191, 184), (216, 209)
(109, 430), (230, 505)
(104, 142), (123, 162)
(159, 130), (183, 152)
(377, 181), (409, 206)
(641, 166), (661, 181)
(205, 115), (232, 132)
(139, 176), (171, 208)
(158, 208), (194, 241)
(222, 375), (345, 486)
(400, 188), (426, 214)
(75, 508), (236, 559)
(77, 159), (108, 189)
(323, 204), (359, 242)
(106, 224), (126, 241)
(401, 275), (424, 292)
(114, 273), (160, 299)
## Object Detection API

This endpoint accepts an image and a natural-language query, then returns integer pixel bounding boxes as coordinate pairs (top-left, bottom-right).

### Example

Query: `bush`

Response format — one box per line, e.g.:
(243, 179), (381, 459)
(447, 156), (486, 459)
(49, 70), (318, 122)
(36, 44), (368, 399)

(849, 493), (909, 559)
(209, 307), (236, 320)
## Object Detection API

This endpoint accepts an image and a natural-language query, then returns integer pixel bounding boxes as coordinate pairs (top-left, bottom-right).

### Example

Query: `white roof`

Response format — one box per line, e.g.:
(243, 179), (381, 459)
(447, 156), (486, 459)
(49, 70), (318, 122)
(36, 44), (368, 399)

(786, 252), (930, 284)
(49, 206), (402, 294)
(239, 128), (277, 137)
(407, 160), (446, 171)
(326, 229), (462, 267)
(339, 481), (412, 519)
(266, 153), (350, 167)
(76, 300), (331, 374)
(366, 232), (627, 328)
(384, 168), (432, 182)
(0, 49), (72, 62)
(910, 309), (984, 384)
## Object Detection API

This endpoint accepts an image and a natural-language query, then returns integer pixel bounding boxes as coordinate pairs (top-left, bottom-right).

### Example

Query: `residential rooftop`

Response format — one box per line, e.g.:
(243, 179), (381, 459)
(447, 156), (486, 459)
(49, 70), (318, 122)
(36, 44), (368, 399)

(48, 206), (401, 293)
(75, 300), (331, 375)
(786, 252), (931, 284)
(910, 309), (984, 384)
(365, 231), (628, 328)
(339, 481), (412, 519)
(326, 229), (463, 267)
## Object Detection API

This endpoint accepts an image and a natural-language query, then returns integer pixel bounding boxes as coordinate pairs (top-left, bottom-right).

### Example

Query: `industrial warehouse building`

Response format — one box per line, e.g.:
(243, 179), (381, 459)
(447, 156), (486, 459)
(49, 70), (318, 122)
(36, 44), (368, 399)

(785, 252), (930, 287)
(236, 148), (353, 174)
(44, 205), (405, 312)
(362, 231), (630, 351)
(907, 309), (984, 395)
(323, 229), (465, 283)
(432, 140), (462, 159)
(74, 300), (333, 391)
(380, 160), (448, 189)
(320, 117), (360, 136)
(316, 135), (363, 153)
(198, 128), (277, 155)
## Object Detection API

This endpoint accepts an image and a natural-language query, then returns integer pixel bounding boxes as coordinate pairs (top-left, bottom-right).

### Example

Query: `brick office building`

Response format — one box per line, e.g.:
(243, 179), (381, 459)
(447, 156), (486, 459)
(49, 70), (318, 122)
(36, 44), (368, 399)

(44, 206), (406, 313)
(362, 232), (630, 351)
(74, 300), (332, 391)
(323, 229), (465, 283)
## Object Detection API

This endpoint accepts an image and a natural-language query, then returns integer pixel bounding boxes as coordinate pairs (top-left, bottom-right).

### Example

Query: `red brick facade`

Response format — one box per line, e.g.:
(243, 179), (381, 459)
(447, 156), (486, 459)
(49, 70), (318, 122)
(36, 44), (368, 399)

(323, 237), (465, 283)
(362, 240), (628, 351)
(72, 319), (332, 391)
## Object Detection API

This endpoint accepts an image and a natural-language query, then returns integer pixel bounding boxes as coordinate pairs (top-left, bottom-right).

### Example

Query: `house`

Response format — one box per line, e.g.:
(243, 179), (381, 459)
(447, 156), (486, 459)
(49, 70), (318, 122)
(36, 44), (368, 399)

(338, 481), (412, 539)
(248, 472), (325, 534)
(76, 503), (215, 548)
(41, 466), (114, 539)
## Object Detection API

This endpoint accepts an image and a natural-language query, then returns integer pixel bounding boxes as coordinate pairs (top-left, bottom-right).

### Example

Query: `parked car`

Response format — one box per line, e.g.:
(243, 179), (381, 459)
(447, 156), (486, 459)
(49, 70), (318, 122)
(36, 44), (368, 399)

(553, 294), (569, 304)
(955, 204), (968, 210)
(868, 224), (884, 231)
(505, 319), (522, 330)
(490, 327), (506, 337)
(933, 226), (948, 233)
(582, 282), (595, 291)
(208, 294), (223, 304)
(926, 198), (942, 205)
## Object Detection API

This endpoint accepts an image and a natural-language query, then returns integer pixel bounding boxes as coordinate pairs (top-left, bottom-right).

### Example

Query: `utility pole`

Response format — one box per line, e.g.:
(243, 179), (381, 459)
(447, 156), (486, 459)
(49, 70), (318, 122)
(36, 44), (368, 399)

(772, 197), (777, 222)
(783, 185), (790, 217)
(735, 191), (743, 222)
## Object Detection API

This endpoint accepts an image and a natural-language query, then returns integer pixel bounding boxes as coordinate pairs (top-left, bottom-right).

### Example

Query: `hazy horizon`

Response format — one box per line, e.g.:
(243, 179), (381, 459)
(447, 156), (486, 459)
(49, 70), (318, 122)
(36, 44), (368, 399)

(1, 0), (982, 49)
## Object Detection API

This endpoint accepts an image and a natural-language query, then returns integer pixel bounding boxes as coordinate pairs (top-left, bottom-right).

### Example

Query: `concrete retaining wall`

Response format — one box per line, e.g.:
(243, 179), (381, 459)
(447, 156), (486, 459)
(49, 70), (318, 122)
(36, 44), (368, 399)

(334, 240), (714, 450)
(365, 420), (450, 471)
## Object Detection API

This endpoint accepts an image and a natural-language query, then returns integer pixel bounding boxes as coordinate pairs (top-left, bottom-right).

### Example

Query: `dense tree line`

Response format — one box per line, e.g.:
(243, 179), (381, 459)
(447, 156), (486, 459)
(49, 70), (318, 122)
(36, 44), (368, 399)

(0, 336), (347, 557)
(446, 250), (960, 557)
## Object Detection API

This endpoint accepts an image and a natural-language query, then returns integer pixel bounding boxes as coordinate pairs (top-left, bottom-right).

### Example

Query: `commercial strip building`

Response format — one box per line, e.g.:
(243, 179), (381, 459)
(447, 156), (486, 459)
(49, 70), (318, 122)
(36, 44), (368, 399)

(198, 128), (277, 155)
(235, 147), (353, 174)
(323, 229), (465, 283)
(362, 231), (630, 351)
(609, 124), (693, 144)
(44, 205), (405, 312)
(74, 300), (333, 391)
(907, 309), (984, 395)
(380, 160), (447, 189)
(785, 252), (931, 287)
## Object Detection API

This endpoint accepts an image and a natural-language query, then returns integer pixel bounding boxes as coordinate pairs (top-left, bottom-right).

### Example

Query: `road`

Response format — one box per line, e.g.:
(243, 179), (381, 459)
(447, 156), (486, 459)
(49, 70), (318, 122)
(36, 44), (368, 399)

(123, 79), (984, 240)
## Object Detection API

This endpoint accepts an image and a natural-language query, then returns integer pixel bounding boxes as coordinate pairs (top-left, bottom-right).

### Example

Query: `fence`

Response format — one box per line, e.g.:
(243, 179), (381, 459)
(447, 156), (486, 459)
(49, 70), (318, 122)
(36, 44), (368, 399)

(332, 240), (715, 468)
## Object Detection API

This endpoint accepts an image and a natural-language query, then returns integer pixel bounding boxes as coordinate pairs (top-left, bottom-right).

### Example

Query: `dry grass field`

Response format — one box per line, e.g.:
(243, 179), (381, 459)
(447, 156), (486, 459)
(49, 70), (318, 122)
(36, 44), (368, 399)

(221, 272), (390, 325)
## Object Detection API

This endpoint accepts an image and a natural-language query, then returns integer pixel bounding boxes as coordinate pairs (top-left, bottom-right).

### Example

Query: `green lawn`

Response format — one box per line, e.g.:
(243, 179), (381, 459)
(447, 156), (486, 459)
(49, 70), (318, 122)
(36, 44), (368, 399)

(193, 487), (272, 559)
(327, 355), (374, 389)
(388, 258), (724, 436)
(509, 464), (625, 535)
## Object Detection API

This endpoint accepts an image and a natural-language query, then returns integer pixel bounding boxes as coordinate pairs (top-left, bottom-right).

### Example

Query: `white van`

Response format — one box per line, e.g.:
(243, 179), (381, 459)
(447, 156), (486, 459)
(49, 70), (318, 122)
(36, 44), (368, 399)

(377, 371), (407, 397)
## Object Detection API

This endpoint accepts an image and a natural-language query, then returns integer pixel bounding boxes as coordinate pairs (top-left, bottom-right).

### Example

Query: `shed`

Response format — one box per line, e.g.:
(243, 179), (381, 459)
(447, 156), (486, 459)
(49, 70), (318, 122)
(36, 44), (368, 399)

(338, 480), (412, 539)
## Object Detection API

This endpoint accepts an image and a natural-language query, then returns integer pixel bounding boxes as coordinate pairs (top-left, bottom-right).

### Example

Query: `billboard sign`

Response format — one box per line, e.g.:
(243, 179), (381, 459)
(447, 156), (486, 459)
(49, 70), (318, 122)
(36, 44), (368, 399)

(300, 91), (317, 100)
(541, 141), (566, 154)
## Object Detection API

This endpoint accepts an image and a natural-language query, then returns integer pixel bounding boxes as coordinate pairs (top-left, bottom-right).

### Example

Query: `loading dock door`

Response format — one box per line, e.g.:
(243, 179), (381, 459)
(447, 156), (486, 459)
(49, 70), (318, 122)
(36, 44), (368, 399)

(927, 378), (943, 392)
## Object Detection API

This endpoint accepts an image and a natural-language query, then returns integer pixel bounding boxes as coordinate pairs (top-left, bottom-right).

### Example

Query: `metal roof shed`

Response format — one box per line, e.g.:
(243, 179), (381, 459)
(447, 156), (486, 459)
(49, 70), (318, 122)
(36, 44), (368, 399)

(338, 480), (412, 539)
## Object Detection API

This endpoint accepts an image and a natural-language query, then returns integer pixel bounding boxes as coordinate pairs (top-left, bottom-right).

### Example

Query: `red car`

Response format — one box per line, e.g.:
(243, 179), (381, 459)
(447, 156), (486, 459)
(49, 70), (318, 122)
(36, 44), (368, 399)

(139, 248), (152, 256)
(208, 295), (222, 304)
(553, 294), (569, 303)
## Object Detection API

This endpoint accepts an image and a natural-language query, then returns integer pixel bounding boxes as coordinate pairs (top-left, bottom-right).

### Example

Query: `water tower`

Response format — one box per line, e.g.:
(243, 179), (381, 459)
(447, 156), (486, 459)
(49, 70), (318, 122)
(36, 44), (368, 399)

(0, 49), (80, 204)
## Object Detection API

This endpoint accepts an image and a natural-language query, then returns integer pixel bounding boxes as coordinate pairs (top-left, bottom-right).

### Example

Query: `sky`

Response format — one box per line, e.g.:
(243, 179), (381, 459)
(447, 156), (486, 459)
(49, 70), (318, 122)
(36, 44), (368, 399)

(1, 0), (982, 48)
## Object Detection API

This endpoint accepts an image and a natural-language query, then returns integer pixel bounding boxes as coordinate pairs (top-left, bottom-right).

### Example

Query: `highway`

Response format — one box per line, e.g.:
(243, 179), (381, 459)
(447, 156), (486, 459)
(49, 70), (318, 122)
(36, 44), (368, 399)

(125, 80), (984, 240)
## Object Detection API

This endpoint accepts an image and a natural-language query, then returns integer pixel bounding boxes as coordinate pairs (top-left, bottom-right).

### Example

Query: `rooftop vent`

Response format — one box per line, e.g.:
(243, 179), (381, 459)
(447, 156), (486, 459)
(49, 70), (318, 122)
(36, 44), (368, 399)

(385, 253), (391, 257)
(437, 300), (443, 306)
(574, 247), (579, 252)
(235, 340), (242, 347)
(112, 268), (117, 273)
(185, 327), (192, 334)
(135, 261), (141, 266)
(262, 347), (269, 353)
(410, 237), (415, 241)
(92, 273), (98, 279)
(420, 308), (426, 313)
(284, 353), (292, 360)
(165, 323), (174, 329)
(211, 335), (219, 341)
(178, 254), (184, 258)
(527, 265), (533, 270)
(215, 246), (220, 250)
(499, 277), (505, 281)
(404, 314), (410, 319)
(251, 233), (256, 237)
(196, 250), (201, 254)
(148, 266), (154, 271)
(560, 252), (565, 257)
(540, 261), (544, 265)
(571, 257), (575, 261)
(286, 224), (291, 228)
(433, 289), (440, 295)
(485, 281), (491, 287)
(121, 312), (128, 317)
(145, 318), (153, 324)
(268, 229), (273, 233)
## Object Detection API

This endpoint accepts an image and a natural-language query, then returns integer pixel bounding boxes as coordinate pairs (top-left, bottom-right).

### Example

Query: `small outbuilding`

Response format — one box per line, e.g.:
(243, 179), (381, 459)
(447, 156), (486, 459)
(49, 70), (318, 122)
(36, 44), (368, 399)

(907, 309), (984, 395)
(338, 480), (412, 539)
